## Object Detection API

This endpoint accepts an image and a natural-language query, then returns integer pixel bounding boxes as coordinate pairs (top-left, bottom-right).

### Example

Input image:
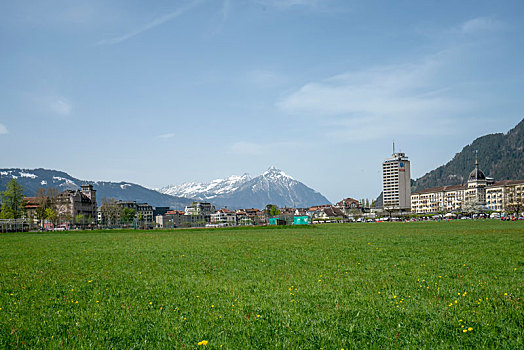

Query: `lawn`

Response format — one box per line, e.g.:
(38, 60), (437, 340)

(0, 221), (523, 349)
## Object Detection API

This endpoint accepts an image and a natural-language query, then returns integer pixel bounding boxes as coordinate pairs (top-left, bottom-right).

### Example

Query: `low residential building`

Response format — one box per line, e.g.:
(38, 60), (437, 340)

(313, 206), (346, 223)
(185, 201), (215, 224)
(210, 208), (237, 226)
(23, 197), (40, 224)
(156, 210), (189, 228)
(335, 198), (361, 216)
(236, 208), (266, 225)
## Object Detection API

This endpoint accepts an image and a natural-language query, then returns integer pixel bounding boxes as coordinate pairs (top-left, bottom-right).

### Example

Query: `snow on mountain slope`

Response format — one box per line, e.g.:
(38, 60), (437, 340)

(159, 174), (251, 199)
(158, 167), (330, 209)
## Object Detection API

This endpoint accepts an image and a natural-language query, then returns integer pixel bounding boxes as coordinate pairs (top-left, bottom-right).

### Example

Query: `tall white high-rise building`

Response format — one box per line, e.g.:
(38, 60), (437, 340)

(382, 151), (411, 211)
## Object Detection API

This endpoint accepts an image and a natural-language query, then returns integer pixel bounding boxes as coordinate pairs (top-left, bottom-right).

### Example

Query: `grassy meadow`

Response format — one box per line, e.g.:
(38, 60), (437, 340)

(0, 221), (523, 349)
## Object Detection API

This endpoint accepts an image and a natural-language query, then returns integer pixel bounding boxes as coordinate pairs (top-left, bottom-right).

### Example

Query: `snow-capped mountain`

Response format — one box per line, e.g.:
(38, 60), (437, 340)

(160, 173), (251, 200)
(0, 168), (192, 209)
(159, 166), (331, 209)
(1, 167), (331, 210)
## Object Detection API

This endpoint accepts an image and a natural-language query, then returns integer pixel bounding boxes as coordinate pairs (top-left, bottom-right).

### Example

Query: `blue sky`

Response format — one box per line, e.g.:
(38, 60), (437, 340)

(1, 0), (523, 202)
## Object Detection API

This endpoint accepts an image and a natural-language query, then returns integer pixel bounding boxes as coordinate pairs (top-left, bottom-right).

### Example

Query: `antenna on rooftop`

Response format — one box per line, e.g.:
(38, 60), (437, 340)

(392, 140), (395, 155)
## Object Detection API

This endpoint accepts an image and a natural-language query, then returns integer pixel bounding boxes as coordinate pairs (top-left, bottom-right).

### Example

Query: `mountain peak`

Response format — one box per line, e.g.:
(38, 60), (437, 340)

(158, 167), (329, 208)
(262, 166), (294, 180)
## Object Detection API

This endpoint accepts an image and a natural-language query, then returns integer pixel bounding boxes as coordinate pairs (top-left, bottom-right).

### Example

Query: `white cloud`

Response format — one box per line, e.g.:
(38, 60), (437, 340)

(279, 56), (466, 115)
(50, 98), (73, 116)
(96, 0), (203, 45)
(157, 133), (175, 139)
(460, 17), (505, 35)
(0, 123), (8, 134)
(277, 51), (475, 141)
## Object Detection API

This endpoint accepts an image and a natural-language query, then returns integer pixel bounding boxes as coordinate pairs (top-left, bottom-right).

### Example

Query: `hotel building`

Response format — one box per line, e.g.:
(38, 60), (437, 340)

(411, 158), (524, 214)
(382, 152), (411, 212)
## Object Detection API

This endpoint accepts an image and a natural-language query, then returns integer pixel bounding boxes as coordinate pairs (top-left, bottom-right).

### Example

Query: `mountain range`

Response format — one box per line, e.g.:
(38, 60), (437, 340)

(159, 166), (331, 209)
(0, 167), (331, 210)
(0, 168), (193, 209)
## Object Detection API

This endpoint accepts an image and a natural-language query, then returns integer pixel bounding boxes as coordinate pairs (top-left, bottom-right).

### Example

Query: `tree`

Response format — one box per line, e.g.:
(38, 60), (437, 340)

(34, 188), (60, 228)
(506, 197), (523, 216)
(121, 207), (136, 225)
(35, 188), (50, 228)
(349, 208), (362, 221)
(100, 198), (120, 226)
(265, 204), (280, 217)
(0, 179), (25, 219)
(462, 199), (485, 215)
(45, 208), (57, 225)
(75, 214), (86, 227)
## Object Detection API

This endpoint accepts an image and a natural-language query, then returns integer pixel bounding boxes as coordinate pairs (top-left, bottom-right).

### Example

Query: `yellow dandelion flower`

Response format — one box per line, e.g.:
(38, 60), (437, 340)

(256, 314), (261, 318)
(149, 302), (153, 305)
(198, 340), (208, 346)
(463, 329), (467, 333)
(504, 293), (507, 296)
(468, 327), (473, 331)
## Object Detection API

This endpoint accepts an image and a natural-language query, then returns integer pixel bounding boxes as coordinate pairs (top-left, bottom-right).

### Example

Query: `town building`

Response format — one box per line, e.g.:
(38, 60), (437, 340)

(210, 208), (237, 226)
(156, 210), (189, 228)
(185, 202), (215, 216)
(411, 157), (524, 214)
(23, 197), (40, 224)
(56, 184), (97, 221)
(335, 198), (361, 216)
(136, 203), (154, 223)
(382, 151), (411, 212)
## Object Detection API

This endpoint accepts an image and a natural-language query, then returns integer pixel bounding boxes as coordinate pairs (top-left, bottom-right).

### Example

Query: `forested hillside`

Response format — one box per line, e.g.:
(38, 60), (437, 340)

(413, 118), (524, 191)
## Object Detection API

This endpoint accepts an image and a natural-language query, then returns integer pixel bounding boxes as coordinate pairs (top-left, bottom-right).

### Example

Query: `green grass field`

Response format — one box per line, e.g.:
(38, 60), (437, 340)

(1, 221), (523, 349)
